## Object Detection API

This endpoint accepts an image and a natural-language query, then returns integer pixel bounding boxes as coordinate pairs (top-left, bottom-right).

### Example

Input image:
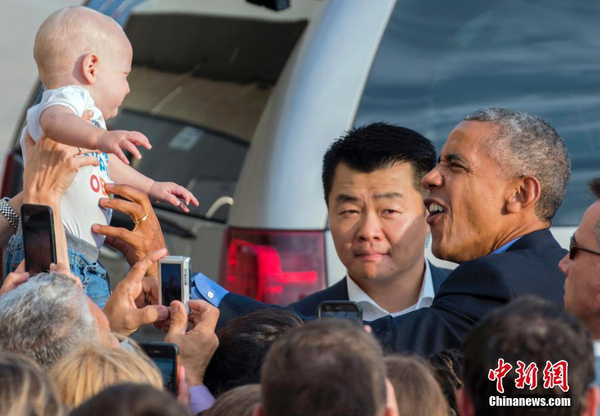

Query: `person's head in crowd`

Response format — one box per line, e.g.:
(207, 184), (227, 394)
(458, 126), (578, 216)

(255, 319), (398, 416)
(423, 108), (570, 263)
(385, 355), (449, 416)
(429, 349), (463, 416)
(0, 352), (63, 416)
(49, 342), (163, 408)
(0, 272), (98, 368)
(205, 308), (303, 396)
(561, 177), (600, 339)
(321, 122), (436, 290)
(204, 384), (261, 416)
(460, 296), (599, 416)
(68, 383), (189, 416)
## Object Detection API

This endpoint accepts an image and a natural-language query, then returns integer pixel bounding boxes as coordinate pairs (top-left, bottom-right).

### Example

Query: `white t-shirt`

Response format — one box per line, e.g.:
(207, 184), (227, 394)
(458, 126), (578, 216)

(20, 85), (113, 249)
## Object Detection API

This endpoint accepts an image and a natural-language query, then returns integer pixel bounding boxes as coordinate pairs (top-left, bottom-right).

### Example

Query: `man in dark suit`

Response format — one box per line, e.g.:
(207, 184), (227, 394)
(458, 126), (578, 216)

(365, 108), (569, 354)
(191, 108), (568, 355)
(288, 123), (449, 320)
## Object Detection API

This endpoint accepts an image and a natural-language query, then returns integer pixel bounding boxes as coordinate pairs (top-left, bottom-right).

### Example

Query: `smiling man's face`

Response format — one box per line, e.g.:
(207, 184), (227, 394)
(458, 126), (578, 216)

(328, 162), (429, 285)
(422, 121), (517, 263)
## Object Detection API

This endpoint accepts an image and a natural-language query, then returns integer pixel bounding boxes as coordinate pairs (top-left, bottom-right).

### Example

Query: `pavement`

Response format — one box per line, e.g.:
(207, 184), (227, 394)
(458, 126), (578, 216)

(0, 0), (80, 162)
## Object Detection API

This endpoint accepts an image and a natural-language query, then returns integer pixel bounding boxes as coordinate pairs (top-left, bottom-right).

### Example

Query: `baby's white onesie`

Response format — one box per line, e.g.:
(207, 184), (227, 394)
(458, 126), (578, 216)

(20, 85), (113, 248)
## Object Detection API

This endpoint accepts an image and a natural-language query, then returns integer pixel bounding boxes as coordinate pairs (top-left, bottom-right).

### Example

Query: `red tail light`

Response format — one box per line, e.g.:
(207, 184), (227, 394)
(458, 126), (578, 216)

(220, 228), (327, 306)
(0, 152), (21, 198)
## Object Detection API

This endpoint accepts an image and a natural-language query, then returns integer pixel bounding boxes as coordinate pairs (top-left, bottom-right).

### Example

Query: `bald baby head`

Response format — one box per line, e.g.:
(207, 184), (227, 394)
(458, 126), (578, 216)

(34, 6), (129, 87)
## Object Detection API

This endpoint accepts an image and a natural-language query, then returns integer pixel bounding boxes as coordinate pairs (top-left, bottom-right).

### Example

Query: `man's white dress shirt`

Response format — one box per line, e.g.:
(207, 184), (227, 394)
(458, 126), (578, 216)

(346, 260), (435, 321)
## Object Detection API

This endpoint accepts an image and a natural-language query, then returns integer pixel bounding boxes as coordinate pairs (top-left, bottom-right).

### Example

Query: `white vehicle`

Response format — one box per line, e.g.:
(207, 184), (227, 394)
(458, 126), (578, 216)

(4, 0), (599, 305)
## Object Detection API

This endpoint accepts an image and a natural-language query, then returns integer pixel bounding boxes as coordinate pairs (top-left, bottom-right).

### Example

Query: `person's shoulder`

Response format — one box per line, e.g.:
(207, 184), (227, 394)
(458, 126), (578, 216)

(39, 85), (95, 114)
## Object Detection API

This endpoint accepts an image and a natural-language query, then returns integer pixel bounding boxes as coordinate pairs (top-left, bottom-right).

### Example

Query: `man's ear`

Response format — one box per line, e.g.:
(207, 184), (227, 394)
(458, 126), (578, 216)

(81, 53), (99, 85)
(384, 378), (400, 416)
(253, 404), (265, 416)
(506, 176), (541, 214)
(583, 385), (600, 416)
(457, 388), (475, 416)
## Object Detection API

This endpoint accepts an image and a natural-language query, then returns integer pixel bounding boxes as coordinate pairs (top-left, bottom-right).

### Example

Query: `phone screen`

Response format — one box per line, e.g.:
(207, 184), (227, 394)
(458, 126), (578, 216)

(320, 309), (362, 320)
(161, 263), (182, 307)
(154, 356), (178, 392)
(22, 204), (56, 274)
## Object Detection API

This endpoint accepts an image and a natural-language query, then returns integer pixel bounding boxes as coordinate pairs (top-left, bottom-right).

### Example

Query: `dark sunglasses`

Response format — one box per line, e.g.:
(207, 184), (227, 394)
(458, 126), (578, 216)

(569, 235), (600, 260)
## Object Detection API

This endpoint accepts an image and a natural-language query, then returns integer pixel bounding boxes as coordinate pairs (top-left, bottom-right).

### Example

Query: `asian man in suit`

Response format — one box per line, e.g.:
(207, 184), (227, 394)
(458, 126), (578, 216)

(288, 123), (449, 320)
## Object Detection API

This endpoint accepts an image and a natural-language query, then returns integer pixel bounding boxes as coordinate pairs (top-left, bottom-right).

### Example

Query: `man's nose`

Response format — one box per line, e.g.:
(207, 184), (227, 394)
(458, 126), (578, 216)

(422, 166), (442, 190)
(357, 211), (383, 241)
(558, 253), (570, 277)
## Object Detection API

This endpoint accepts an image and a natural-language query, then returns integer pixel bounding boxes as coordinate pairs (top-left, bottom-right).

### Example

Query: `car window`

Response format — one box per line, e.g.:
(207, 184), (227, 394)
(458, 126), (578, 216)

(354, 0), (600, 226)
(109, 110), (248, 223)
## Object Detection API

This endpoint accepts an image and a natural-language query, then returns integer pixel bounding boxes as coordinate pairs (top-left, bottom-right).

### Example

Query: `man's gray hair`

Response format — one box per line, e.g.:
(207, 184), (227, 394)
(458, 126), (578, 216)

(464, 108), (571, 221)
(0, 272), (98, 368)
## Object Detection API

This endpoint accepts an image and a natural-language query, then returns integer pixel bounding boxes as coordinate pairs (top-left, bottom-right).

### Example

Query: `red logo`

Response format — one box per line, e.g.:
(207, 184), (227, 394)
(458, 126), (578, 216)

(543, 360), (569, 393)
(488, 359), (513, 394)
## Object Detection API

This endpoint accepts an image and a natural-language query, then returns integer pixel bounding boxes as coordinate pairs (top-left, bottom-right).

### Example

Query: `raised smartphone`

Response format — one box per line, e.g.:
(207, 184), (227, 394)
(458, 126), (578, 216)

(139, 341), (180, 393)
(318, 301), (363, 325)
(21, 203), (57, 274)
(158, 256), (191, 309)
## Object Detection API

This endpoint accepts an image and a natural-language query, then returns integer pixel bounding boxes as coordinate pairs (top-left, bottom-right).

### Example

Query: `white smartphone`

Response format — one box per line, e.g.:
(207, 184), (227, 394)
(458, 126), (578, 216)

(158, 256), (191, 310)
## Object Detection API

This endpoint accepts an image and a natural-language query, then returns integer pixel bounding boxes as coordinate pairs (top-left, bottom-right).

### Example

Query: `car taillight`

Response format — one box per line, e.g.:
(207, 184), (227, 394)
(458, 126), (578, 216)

(0, 152), (19, 198)
(220, 228), (327, 306)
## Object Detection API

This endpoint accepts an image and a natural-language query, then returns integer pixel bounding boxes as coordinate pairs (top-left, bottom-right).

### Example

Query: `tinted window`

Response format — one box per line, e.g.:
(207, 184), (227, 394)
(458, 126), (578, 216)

(110, 110), (248, 222)
(354, 0), (600, 226)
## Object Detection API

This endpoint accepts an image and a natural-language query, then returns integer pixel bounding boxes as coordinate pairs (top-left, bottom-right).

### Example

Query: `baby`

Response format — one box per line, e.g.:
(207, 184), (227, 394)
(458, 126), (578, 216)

(6, 7), (198, 307)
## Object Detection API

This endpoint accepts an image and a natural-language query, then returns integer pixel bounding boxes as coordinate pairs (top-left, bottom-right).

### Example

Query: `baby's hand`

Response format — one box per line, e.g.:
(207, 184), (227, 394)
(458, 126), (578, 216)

(149, 182), (199, 213)
(96, 130), (152, 165)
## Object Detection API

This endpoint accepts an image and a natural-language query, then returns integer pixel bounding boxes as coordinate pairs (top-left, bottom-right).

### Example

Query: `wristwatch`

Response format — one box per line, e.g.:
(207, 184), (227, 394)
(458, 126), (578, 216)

(0, 197), (19, 229)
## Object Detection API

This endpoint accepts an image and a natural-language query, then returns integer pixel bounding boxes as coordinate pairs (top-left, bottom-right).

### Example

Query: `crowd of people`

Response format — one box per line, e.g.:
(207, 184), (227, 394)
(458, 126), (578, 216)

(1, 5), (600, 416)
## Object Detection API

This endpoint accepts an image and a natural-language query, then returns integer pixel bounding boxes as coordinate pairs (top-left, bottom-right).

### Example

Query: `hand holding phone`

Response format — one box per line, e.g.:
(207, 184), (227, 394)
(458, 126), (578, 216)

(21, 204), (57, 274)
(318, 301), (363, 325)
(158, 256), (191, 310)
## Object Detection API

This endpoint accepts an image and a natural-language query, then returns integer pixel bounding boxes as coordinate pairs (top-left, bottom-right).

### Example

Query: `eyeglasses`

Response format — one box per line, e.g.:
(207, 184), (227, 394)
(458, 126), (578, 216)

(569, 235), (600, 260)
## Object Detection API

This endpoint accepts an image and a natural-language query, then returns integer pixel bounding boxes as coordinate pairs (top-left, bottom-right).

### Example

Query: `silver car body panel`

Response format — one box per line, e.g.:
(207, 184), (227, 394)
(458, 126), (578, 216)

(229, 0), (396, 230)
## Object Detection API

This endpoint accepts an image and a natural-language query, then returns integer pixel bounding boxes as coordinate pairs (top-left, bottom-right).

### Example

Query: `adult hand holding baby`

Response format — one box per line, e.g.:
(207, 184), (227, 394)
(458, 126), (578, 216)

(23, 135), (100, 205)
(22, 133), (101, 271)
(92, 184), (167, 278)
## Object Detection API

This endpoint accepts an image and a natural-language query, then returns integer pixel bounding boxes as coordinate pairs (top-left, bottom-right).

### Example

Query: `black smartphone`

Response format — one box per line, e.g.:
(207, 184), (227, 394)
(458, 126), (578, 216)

(139, 341), (180, 394)
(318, 301), (363, 325)
(21, 203), (57, 274)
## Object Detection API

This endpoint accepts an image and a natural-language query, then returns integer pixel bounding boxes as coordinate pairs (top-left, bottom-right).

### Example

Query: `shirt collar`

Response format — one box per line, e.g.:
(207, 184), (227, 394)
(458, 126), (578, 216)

(491, 237), (522, 254)
(346, 260), (434, 321)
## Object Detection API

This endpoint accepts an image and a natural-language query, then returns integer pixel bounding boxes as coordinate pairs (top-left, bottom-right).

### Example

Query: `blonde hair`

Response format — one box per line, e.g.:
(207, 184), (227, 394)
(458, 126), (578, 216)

(48, 342), (163, 408)
(0, 352), (62, 416)
(204, 384), (261, 416)
(385, 355), (450, 416)
(34, 6), (126, 85)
